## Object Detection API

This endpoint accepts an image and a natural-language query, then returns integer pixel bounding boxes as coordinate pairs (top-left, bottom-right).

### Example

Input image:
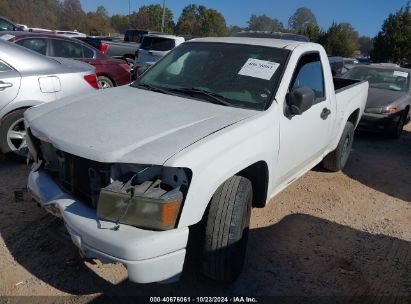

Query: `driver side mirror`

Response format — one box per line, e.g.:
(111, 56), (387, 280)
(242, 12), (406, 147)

(287, 87), (315, 115)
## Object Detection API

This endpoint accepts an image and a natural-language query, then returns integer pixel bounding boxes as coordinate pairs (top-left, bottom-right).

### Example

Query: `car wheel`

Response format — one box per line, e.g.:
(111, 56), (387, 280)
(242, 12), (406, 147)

(388, 111), (406, 139)
(97, 76), (114, 89)
(0, 109), (28, 161)
(202, 176), (252, 282)
(323, 121), (354, 172)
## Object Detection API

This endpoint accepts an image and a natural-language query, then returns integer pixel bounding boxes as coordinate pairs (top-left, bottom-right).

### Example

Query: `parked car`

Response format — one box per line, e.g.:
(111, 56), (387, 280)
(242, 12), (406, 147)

(25, 37), (368, 284)
(328, 56), (345, 76)
(0, 31), (131, 88)
(357, 57), (373, 65)
(102, 29), (166, 60)
(16, 24), (29, 31)
(232, 31), (310, 42)
(134, 34), (185, 77)
(343, 57), (359, 71)
(0, 16), (23, 31)
(55, 30), (87, 38)
(0, 39), (97, 159)
(342, 65), (411, 137)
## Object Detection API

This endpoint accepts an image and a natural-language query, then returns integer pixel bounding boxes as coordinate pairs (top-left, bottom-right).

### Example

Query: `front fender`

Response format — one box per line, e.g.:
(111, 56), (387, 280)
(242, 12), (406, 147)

(165, 111), (279, 228)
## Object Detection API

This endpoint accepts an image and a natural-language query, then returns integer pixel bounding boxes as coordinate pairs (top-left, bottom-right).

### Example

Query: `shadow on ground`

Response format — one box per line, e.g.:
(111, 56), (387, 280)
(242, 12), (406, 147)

(342, 129), (411, 202)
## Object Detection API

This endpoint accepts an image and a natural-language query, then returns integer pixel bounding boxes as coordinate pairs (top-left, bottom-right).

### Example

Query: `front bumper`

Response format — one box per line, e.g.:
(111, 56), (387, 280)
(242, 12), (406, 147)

(28, 170), (189, 283)
(358, 112), (401, 131)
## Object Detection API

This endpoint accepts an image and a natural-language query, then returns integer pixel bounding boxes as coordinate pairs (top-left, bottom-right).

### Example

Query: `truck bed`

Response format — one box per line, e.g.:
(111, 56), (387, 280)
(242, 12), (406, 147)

(333, 78), (365, 93)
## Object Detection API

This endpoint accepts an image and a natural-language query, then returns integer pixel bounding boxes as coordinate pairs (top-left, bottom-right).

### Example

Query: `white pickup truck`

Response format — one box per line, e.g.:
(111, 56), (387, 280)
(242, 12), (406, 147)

(25, 37), (368, 284)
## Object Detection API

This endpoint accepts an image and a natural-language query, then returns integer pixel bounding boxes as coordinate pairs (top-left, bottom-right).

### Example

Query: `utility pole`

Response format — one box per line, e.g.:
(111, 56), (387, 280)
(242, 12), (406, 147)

(161, 0), (166, 32)
(128, 0), (131, 25)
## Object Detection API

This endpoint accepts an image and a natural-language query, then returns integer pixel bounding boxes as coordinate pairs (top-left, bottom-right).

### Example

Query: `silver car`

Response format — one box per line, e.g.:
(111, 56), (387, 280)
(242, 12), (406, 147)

(0, 39), (97, 159)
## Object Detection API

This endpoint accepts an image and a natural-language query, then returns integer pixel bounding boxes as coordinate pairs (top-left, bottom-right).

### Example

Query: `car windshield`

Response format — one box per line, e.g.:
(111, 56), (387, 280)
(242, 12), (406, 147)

(343, 66), (410, 92)
(134, 42), (290, 110)
(141, 37), (176, 51)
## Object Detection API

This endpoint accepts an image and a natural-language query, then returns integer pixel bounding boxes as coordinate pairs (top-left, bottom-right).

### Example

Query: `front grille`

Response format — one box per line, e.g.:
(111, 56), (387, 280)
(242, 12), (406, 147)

(57, 153), (111, 207)
(38, 140), (111, 208)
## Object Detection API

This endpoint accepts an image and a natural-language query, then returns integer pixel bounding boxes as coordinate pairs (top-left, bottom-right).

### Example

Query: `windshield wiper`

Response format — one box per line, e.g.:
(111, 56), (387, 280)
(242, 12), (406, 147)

(169, 87), (233, 106)
(135, 83), (178, 96)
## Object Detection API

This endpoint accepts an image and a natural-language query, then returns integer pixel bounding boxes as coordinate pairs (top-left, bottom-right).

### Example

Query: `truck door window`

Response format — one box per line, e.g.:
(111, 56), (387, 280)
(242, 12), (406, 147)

(290, 53), (325, 102)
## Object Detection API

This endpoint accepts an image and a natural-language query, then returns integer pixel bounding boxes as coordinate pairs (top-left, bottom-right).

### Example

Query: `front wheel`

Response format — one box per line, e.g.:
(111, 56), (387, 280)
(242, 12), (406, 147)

(387, 111), (406, 139)
(322, 121), (354, 172)
(202, 176), (252, 282)
(0, 109), (28, 161)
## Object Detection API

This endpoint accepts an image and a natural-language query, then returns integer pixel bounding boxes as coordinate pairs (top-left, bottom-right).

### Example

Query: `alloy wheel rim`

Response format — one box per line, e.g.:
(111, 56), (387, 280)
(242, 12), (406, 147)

(6, 118), (27, 157)
(98, 79), (112, 89)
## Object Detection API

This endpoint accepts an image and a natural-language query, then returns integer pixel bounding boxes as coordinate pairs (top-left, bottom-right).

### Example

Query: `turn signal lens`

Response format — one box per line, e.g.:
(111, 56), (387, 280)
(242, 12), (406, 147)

(387, 107), (397, 114)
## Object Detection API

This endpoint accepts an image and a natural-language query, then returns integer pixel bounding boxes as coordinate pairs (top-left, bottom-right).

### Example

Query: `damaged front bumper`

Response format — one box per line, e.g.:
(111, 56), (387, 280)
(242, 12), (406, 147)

(28, 170), (189, 284)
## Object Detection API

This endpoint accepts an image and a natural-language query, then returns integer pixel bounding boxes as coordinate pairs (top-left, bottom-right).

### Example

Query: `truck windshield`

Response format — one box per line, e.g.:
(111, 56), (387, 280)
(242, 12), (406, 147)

(343, 66), (410, 92)
(134, 42), (290, 110)
(141, 37), (176, 51)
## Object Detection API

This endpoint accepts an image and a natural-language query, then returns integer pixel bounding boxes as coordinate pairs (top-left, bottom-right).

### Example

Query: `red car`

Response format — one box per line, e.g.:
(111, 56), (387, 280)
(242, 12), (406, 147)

(1, 31), (131, 88)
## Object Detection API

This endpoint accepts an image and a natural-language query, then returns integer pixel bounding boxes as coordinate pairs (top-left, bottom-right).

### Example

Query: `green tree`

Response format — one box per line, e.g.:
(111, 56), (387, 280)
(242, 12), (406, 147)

(86, 5), (114, 36)
(358, 36), (373, 56)
(288, 7), (318, 31)
(297, 24), (321, 42)
(322, 22), (359, 57)
(111, 14), (130, 34)
(130, 4), (174, 33)
(60, 0), (87, 32)
(371, 4), (411, 64)
(247, 14), (284, 32)
(176, 4), (228, 36)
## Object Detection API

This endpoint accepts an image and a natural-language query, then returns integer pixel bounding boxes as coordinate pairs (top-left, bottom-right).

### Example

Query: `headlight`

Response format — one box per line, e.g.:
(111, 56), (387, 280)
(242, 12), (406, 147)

(365, 107), (383, 114)
(365, 106), (397, 114)
(97, 164), (191, 231)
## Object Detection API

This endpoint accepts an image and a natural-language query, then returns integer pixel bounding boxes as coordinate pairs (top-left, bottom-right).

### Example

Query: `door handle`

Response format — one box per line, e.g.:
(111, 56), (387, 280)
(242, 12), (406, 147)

(320, 108), (331, 120)
(0, 82), (12, 89)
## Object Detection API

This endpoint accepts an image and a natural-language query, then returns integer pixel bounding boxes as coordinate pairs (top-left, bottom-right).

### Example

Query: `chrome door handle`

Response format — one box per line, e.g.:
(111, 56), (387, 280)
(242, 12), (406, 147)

(0, 82), (12, 89)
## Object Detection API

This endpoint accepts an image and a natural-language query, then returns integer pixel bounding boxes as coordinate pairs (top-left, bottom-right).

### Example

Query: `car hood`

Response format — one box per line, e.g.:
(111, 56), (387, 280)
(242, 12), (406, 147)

(26, 86), (258, 164)
(366, 87), (405, 108)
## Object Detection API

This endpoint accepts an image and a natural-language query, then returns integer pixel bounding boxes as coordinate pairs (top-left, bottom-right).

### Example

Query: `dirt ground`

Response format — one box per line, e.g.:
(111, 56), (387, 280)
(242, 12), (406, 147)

(0, 125), (410, 303)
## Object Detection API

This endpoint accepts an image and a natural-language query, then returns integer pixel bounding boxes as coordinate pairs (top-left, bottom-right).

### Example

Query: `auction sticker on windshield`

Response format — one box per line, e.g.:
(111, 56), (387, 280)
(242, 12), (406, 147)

(394, 71), (408, 78)
(238, 58), (280, 80)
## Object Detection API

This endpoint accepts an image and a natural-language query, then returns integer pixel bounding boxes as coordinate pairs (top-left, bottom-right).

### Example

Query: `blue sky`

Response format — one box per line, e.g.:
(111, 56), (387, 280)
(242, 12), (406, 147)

(80, 0), (405, 37)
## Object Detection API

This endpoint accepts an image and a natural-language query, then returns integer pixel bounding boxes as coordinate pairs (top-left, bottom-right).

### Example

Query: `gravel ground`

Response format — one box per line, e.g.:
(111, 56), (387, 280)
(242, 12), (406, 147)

(0, 126), (410, 303)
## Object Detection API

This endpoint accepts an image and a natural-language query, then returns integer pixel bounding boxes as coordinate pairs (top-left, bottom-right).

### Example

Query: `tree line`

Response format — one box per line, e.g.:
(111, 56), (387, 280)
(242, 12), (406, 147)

(0, 0), (407, 63)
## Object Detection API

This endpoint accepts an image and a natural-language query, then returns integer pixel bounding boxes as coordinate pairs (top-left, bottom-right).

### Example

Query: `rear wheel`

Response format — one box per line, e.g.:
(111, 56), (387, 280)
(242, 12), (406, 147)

(0, 109), (28, 161)
(323, 121), (354, 172)
(97, 76), (114, 89)
(202, 176), (252, 282)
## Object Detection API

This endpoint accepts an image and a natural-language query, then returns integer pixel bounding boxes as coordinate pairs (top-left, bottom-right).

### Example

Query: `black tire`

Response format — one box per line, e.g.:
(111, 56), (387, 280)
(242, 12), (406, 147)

(0, 109), (27, 161)
(323, 121), (354, 172)
(97, 76), (114, 89)
(387, 111), (406, 139)
(202, 176), (252, 282)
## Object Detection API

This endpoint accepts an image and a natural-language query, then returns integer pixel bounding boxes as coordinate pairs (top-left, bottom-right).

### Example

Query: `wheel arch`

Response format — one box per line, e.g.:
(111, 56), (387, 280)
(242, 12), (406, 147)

(236, 161), (269, 208)
(347, 108), (360, 127)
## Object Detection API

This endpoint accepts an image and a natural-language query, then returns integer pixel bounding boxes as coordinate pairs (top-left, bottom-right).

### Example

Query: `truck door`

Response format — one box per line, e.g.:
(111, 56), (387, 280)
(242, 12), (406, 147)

(0, 60), (21, 112)
(277, 52), (332, 183)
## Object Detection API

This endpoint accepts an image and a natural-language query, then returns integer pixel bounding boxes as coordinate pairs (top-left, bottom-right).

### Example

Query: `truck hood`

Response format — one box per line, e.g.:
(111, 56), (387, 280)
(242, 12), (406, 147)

(26, 86), (258, 164)
(366, 88), (405, 108)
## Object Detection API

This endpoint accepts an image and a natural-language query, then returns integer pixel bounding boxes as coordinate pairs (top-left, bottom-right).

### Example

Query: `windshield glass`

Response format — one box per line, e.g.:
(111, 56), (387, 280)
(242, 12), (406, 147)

(343, 66), (410, 92)
(134, 42), (290, 110)
(141, 37), (175, 51)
